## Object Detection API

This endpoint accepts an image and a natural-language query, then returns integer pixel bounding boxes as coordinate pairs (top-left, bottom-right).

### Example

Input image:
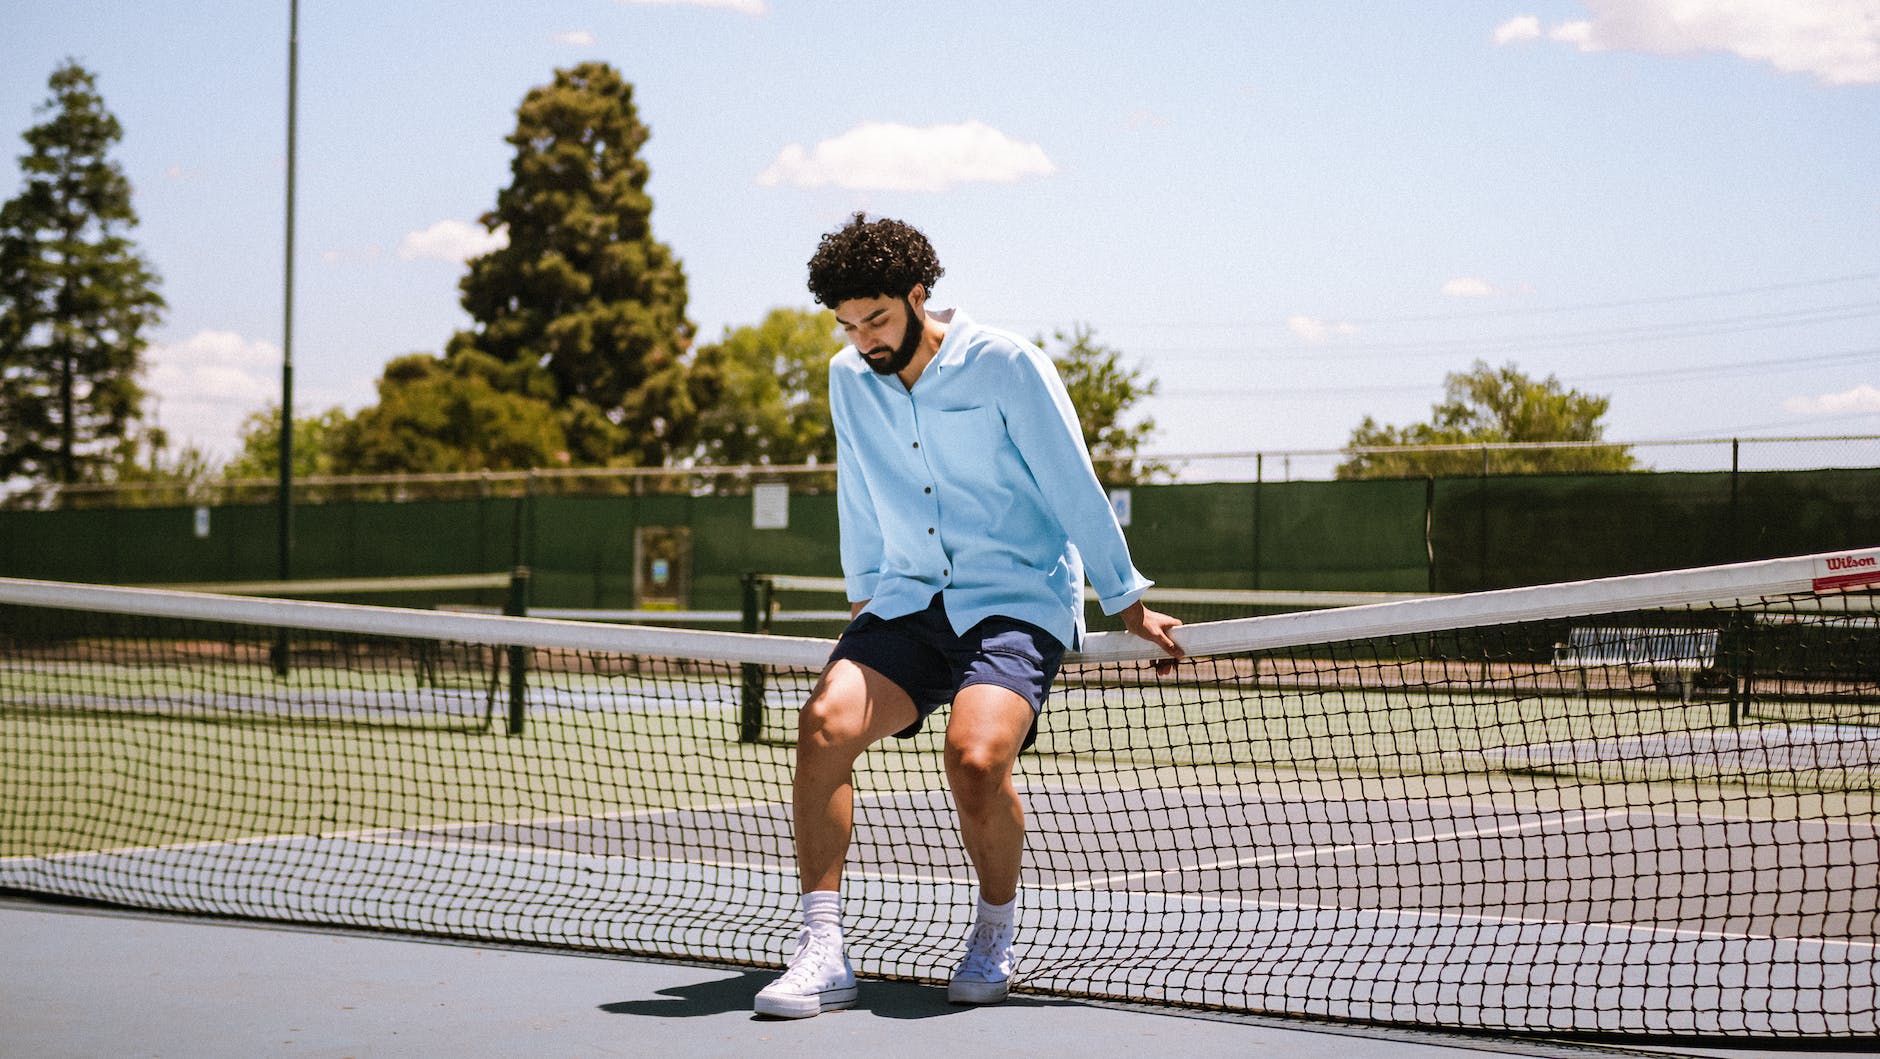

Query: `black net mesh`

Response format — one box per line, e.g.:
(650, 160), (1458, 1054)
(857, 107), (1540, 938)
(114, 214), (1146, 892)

(1, 565), (1876, 1039)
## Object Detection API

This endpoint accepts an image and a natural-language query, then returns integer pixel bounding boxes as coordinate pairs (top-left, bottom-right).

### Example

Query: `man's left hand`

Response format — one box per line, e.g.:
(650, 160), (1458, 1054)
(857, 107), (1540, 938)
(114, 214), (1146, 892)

(1121, 601), (1184, 675)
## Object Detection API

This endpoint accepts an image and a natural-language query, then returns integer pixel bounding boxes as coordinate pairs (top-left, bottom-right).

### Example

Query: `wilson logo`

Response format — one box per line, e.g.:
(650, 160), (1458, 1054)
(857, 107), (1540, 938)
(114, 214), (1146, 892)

(1825, 555), (1877, 571)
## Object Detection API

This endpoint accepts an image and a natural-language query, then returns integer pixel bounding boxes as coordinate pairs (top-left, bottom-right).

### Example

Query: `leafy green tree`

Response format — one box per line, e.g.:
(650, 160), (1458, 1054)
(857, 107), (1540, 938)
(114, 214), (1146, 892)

(1337, 360), (1637, 479)
(97, 425), (217, 497)
(223, 404), (353, 480)
(1039, 323), (1166, 484)
(447, 62), (694, 466)
(330, 352), (571, 474)
(0, 60), (164, 486)
(687, 307), (841, 466)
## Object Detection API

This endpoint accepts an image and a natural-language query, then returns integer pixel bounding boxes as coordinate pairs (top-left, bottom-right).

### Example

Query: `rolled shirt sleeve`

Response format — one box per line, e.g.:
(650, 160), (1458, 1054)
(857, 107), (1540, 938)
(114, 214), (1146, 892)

(998, 343), (1153, 616)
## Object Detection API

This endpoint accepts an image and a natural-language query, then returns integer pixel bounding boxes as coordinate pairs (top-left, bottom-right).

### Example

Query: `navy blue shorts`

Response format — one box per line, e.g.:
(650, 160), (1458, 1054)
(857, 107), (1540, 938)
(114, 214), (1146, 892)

(828, 593), (1065, 750)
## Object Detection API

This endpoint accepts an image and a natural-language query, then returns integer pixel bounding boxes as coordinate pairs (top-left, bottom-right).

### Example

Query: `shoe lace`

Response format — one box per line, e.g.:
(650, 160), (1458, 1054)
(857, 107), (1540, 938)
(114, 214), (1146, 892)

(959, 920), (1014, 978)
(779, 929), (840, 987)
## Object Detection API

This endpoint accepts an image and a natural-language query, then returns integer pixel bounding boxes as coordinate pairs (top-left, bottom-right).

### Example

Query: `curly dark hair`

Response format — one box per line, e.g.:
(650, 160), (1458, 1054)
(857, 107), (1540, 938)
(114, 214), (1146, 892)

(805, 212), (944, 308)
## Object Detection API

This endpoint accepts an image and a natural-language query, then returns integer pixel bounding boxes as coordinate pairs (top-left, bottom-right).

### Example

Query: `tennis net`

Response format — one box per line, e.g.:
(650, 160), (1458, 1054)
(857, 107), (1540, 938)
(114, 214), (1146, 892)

(2, 549), (1877, 1038)
(737, 574), (1440, 638)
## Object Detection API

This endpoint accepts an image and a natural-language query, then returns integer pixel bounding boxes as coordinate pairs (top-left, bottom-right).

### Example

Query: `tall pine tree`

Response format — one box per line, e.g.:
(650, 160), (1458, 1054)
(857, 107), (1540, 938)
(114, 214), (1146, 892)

(446, 62), (693, 467)
(0, 60), (164, 486)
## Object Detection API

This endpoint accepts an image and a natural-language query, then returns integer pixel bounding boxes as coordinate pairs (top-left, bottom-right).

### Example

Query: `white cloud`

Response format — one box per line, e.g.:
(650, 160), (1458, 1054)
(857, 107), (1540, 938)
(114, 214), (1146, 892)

(757, 121), (1057, 192)
(1783, 383), (1880, 416)
(617, 0), (767, 15)
(143, 330), (282, 458)
(552, 30), (597, 46)
(1548, 19), (1597, 48)
(1438, 276), (1535, 299)
(1492, 16), (1543, 44)
(398, 220), (507, 263)
(1442, 276), (1498, 298)
(1287, 315), (1358, 344)
(1500, 1), (1880, 85)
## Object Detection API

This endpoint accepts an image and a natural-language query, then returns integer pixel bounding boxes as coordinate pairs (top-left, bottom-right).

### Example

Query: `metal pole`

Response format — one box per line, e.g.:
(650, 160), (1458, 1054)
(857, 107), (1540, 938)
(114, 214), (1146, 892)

(1251, 453), (1263, 591)
(272, 0), (299, 678)
(738, 573), (770, 743)
(505, 567), (530, 736)
(1478, 445), (1490, 590)
(1424, 475), (1436, 593)
(1729, 437), (1741, 563)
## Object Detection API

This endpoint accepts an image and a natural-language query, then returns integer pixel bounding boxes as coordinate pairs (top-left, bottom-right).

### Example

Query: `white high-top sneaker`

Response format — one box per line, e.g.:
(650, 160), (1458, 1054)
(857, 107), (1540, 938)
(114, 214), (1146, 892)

(754, 930), (858, 1018)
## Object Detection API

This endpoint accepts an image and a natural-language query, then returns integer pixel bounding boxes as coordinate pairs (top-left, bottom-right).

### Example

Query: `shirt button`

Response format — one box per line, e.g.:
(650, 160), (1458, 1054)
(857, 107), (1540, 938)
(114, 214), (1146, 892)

(924, 486), (932, 494)
(927, 527), (935, 535)
(912, 441), (920, 448)
(943, 569), (950, 577)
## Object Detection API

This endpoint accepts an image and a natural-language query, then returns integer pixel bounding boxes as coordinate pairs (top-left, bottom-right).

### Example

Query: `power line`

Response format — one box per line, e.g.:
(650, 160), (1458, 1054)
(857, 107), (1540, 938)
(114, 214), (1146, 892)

(1575, 346), (1880, 384)
(1135, 301), (1880, 362)
(1004, 267), (1880, 331)
(1159, 346), (1880, 399)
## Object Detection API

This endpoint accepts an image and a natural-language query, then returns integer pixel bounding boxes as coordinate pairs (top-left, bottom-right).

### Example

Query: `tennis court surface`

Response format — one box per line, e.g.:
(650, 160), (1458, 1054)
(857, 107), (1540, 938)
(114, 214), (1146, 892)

(2, 548), (1876, 1043)
(25, 897), (1851, 1059)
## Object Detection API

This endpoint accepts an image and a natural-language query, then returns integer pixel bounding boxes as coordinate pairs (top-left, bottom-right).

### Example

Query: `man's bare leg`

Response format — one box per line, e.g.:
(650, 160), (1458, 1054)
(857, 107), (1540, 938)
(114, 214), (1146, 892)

(943, 684), (1034, 902)
(793, 659), (920, 893)
(942, 684), (1033, 1004)
(755, 659), (918, 1018)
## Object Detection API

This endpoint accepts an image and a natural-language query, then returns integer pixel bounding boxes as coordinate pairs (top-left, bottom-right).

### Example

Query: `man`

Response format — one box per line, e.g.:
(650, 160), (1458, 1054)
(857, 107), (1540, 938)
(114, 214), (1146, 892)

(754, 214), (1183, 1019)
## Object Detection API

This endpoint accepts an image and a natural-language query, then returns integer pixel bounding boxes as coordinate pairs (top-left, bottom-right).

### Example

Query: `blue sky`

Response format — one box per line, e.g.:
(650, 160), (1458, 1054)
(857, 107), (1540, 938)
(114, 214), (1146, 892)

(4, 0), (1878, 474)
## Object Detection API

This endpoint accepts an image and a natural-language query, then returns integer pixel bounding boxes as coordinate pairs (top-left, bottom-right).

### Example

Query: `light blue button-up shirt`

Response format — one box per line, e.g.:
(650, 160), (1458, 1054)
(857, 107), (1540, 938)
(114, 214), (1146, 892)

(830, 308), (1152, 648)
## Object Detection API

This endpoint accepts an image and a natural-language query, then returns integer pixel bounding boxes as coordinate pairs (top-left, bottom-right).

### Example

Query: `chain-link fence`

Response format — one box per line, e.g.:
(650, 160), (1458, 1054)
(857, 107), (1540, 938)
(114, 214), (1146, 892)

(5, 434), (1876, 509)
(1123, 434), (1880, 484)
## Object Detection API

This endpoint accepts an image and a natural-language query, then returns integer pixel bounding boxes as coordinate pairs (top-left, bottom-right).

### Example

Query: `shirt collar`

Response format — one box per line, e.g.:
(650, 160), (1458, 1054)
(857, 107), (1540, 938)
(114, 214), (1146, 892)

(928, 307), (971, 370)
(858, 307), (972, 390)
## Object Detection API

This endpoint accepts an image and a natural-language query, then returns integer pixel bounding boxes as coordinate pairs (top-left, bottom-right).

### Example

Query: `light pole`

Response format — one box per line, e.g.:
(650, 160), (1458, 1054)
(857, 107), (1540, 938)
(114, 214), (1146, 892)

(274, 0), (298, 676)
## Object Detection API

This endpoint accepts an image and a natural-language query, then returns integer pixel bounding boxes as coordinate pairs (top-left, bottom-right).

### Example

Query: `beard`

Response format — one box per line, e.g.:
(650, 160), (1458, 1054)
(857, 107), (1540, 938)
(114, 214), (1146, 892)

(863, 296), (925, 376)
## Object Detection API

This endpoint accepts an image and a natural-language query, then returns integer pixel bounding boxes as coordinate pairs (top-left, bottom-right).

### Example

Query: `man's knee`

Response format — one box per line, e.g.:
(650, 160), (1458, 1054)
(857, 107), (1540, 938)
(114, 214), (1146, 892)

(944, 735), (1009, 777)
(799, 688), (870, 752)
(945, 685), (1031, 783)
(944, 729), (1023, 799)
(945, 740), (1020, 828)
(798, 661), (912, 756)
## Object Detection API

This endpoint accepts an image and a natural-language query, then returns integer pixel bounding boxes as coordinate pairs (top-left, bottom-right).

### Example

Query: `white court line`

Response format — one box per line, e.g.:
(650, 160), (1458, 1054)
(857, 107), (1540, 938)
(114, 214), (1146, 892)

(9, 782), (1871, 869)
(342, 834), (976, 889)
(40, 828), (1867, 953)
(1019, 781), (1880, 833)
(1054, 807), (1641, 891)
(1051, 885), (1880, 952)
(0, 787), (947, 867)
(384, 785), (936, 839)
(11, 812), (1873, 953)
(2, 829), (339, 864)
(244, 832), (1879, 952)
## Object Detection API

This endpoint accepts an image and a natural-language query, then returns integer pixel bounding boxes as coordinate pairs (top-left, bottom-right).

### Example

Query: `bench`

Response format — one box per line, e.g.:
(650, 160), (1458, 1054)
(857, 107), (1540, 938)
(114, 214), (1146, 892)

(1553, 626), (1721, 702)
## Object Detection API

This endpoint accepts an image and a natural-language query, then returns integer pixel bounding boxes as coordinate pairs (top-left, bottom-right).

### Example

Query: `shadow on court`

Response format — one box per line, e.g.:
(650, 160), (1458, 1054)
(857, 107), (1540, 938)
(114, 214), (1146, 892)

(599, 967), (1078, 1021)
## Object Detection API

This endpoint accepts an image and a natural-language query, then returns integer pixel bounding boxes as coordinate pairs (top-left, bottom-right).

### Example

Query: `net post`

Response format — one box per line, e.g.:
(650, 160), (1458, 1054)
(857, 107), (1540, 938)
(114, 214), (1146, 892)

(505, 566), (530, 736)
(738, 573), (771, 743)
(1725, 611), (1753, 728)
(270, 629), (292, 679)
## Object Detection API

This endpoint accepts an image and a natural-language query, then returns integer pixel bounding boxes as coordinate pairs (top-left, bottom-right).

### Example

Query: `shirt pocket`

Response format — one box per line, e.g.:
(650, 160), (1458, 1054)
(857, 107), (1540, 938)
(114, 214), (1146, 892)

(921, 404), (1006, 483)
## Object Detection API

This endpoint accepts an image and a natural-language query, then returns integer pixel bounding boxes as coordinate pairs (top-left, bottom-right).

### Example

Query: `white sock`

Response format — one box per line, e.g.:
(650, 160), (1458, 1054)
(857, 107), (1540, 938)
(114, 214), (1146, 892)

(802, 890), (842, 942)
(975, 894), (1016, 928)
